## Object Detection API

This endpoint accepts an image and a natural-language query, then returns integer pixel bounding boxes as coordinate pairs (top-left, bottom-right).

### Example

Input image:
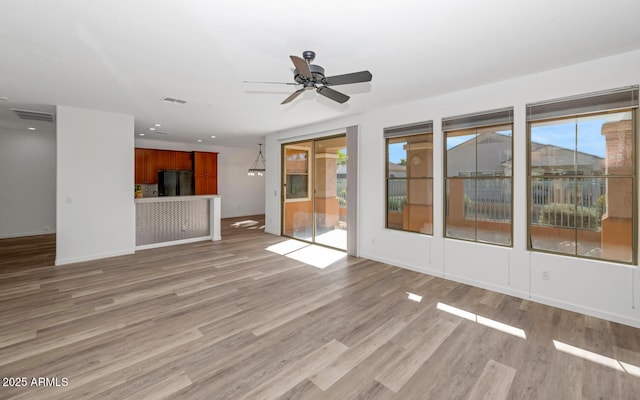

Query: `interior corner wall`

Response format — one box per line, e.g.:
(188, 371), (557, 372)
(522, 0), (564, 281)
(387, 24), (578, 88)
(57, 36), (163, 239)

(56, 106), (135, 265)
(134, 138), (266, 218)
(0, 127), (56, 238)
(215, 145), (266, 218)
(265, 49), (640, 328)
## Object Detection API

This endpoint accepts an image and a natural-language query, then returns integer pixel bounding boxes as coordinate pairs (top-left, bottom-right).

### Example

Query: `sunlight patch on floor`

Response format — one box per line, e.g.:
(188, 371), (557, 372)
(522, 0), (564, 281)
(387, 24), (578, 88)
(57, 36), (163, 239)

(230, 220), (259, 228)
(266, 239), (309, 255)
(315, 229), (347, 251)
(406, 292), (423, 302)
(553, 340), (640, 377)
(437, 302), (527, 339)
(266, 239), (346, 269)
(285, 244), (346, 269)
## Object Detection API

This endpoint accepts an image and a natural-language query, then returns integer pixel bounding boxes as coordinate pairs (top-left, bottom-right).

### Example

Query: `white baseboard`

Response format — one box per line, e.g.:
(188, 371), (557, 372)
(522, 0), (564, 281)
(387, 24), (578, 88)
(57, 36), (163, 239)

(135, 236), (213, 251)
(0, 230), (56, 239)
(55, 249), (134, 266)
(442, 272), (530, 302)
(359, 252), (444, 278)
(530, 294), (640, 329)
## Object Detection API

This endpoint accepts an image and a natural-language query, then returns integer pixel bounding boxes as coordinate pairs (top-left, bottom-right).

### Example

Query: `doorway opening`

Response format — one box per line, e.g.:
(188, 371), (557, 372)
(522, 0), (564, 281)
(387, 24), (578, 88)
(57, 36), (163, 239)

(282, 135), (347, 251)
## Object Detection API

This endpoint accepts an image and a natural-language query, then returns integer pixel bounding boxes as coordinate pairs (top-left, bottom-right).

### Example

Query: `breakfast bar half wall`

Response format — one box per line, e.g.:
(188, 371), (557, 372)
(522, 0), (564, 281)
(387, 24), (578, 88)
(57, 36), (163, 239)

(135, 195), (221, 250)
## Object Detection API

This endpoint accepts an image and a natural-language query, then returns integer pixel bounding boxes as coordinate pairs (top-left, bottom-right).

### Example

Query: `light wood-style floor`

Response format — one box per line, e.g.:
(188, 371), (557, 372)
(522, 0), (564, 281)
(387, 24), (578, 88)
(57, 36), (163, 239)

(1, 216), (640, 399)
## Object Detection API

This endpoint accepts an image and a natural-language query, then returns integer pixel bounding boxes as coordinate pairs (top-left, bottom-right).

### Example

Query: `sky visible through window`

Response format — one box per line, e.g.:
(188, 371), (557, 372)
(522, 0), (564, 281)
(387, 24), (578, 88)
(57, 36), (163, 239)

(529, 111), (631, 158)
(531, 119), (605, 158)
(389, 113), (631, 164)
(388, 142), (406, 164)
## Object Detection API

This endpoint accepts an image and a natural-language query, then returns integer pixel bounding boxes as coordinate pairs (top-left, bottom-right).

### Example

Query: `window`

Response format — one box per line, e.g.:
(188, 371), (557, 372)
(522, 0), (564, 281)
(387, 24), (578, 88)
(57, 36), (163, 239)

(444, 108), (513, 245)
(527, 86), (638, 263)
(384, 121), (433, 234)
(284, 146), (311, 200)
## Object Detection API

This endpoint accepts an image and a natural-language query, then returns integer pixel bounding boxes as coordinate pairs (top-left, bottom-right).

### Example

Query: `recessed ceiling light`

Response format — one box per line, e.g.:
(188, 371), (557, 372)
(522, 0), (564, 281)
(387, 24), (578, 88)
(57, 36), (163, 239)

(28, 127), (36, 131)
(197, 139), (203, 142)
(149, 127), (156, 131)
(154, 123), (161, 127)
(139, 133), (145, 136)
(211, 135), (216, 139)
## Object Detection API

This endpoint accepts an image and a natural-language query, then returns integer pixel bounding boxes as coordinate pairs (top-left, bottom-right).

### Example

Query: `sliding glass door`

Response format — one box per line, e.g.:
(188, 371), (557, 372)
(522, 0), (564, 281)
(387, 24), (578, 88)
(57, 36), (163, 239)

(282, 135), (347, 250)
(313, 136), (347, 249)
(282, 141), (314, 242)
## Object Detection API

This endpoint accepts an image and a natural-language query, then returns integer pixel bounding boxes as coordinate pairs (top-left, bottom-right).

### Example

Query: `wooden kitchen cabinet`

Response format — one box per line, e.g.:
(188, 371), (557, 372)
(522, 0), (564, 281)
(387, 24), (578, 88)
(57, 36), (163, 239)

(135, 148), (198, 185)
(156, 150), (176, 171)
(175, 151), (193, 170)
(193, 151), (218, 195)
(135, 148), (159, 184)
(135, 148), (146, 184)
(144, 149), (159, 184)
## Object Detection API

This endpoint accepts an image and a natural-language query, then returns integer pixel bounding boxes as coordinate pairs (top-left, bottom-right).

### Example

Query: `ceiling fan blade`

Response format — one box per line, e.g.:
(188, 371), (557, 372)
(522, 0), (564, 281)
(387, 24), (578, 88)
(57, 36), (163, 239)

(323, 70), (372, 86)
(290, 55), (312, 80)
(243, 80), (300, 85)
(317, 86), (350, 104)
(281, 88), (305, 104)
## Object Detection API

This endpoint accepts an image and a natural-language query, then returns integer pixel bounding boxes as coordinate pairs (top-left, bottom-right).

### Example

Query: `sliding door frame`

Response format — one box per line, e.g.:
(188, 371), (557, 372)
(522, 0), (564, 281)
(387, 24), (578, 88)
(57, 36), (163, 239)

(280, 130), (357, 255)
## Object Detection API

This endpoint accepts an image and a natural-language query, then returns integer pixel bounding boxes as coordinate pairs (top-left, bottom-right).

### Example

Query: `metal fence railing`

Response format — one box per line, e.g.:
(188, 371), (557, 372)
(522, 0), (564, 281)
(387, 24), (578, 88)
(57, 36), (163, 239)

(530, 178), (605, 230)
(463, 179), (512, 222)
(337, 178), (347, 208)
(386, 177), (605, 230)
(387, 180), (407, 212)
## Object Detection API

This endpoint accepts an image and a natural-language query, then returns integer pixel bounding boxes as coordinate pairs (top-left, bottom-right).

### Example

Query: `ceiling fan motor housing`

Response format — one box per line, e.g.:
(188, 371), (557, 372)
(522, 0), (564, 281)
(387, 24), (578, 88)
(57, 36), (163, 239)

(294, 64), (325, 86)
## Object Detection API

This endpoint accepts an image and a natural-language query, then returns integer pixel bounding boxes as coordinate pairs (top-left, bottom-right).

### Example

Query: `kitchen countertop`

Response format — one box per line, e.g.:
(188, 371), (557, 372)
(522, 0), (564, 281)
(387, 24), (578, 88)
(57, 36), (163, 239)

(134, 195), (220, 203)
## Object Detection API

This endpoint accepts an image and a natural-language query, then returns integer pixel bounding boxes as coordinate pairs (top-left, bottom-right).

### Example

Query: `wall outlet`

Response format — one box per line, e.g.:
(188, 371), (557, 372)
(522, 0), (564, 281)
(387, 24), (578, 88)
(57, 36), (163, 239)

(542, 270), (550, 280)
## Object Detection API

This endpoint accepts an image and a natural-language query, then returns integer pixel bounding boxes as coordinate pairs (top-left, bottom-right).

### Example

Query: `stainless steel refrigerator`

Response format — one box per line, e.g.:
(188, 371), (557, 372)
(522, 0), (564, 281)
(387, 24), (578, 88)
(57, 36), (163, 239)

(158, 170), (194, 196)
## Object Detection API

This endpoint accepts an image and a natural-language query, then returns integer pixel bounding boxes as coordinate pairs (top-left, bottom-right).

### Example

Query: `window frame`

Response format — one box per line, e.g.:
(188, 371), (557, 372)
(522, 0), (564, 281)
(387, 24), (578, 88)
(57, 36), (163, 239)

(526, 108), (637, 264)
(283, 145), (312, 202)
(384, 121), (434, 235)
(443, 108), (514, 247)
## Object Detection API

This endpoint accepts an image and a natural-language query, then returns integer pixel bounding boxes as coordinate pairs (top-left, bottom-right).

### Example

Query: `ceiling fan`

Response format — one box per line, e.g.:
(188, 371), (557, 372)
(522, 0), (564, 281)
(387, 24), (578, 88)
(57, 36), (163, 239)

(245, 51), (372, 105)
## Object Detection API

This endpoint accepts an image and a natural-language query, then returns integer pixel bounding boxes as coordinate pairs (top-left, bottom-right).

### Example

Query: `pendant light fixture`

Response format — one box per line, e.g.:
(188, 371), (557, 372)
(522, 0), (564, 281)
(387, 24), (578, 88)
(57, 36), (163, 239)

(248, 143), (266, 176)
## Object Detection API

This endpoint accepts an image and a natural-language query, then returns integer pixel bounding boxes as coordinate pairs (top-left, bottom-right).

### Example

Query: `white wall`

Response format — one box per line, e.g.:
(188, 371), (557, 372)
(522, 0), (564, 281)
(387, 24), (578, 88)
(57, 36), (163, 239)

(0, 127), (56, 238)
(56, 106), (135, 265)
(266, 49), (640, 328)
(135, 138), (265, 218)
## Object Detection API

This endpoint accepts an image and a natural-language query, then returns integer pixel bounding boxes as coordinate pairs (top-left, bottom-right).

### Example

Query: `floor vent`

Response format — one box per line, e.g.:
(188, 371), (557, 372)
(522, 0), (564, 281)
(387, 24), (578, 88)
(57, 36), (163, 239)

(11, 109), (55, 123)
(162, 97), (188, 105)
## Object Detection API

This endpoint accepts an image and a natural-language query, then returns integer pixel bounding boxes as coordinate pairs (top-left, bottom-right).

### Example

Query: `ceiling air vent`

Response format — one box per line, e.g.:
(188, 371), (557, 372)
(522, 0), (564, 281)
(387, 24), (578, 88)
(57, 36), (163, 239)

(11, 108), (55, 123)
(162, 96), (187, 105)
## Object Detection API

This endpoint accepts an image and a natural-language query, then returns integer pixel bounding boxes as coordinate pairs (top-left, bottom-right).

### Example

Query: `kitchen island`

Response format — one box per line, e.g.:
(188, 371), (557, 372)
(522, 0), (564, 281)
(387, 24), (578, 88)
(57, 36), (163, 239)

(134, 195), (221, 249)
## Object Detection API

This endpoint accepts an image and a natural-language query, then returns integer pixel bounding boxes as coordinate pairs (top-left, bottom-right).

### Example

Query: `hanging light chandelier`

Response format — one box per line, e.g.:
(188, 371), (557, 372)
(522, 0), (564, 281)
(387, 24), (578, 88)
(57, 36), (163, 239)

(248, 143), (266, 176)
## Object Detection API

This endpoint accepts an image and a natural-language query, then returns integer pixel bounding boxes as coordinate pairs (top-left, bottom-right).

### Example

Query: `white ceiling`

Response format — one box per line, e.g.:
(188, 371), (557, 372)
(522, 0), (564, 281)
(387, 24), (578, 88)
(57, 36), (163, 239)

(1, 0), (639, 146)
